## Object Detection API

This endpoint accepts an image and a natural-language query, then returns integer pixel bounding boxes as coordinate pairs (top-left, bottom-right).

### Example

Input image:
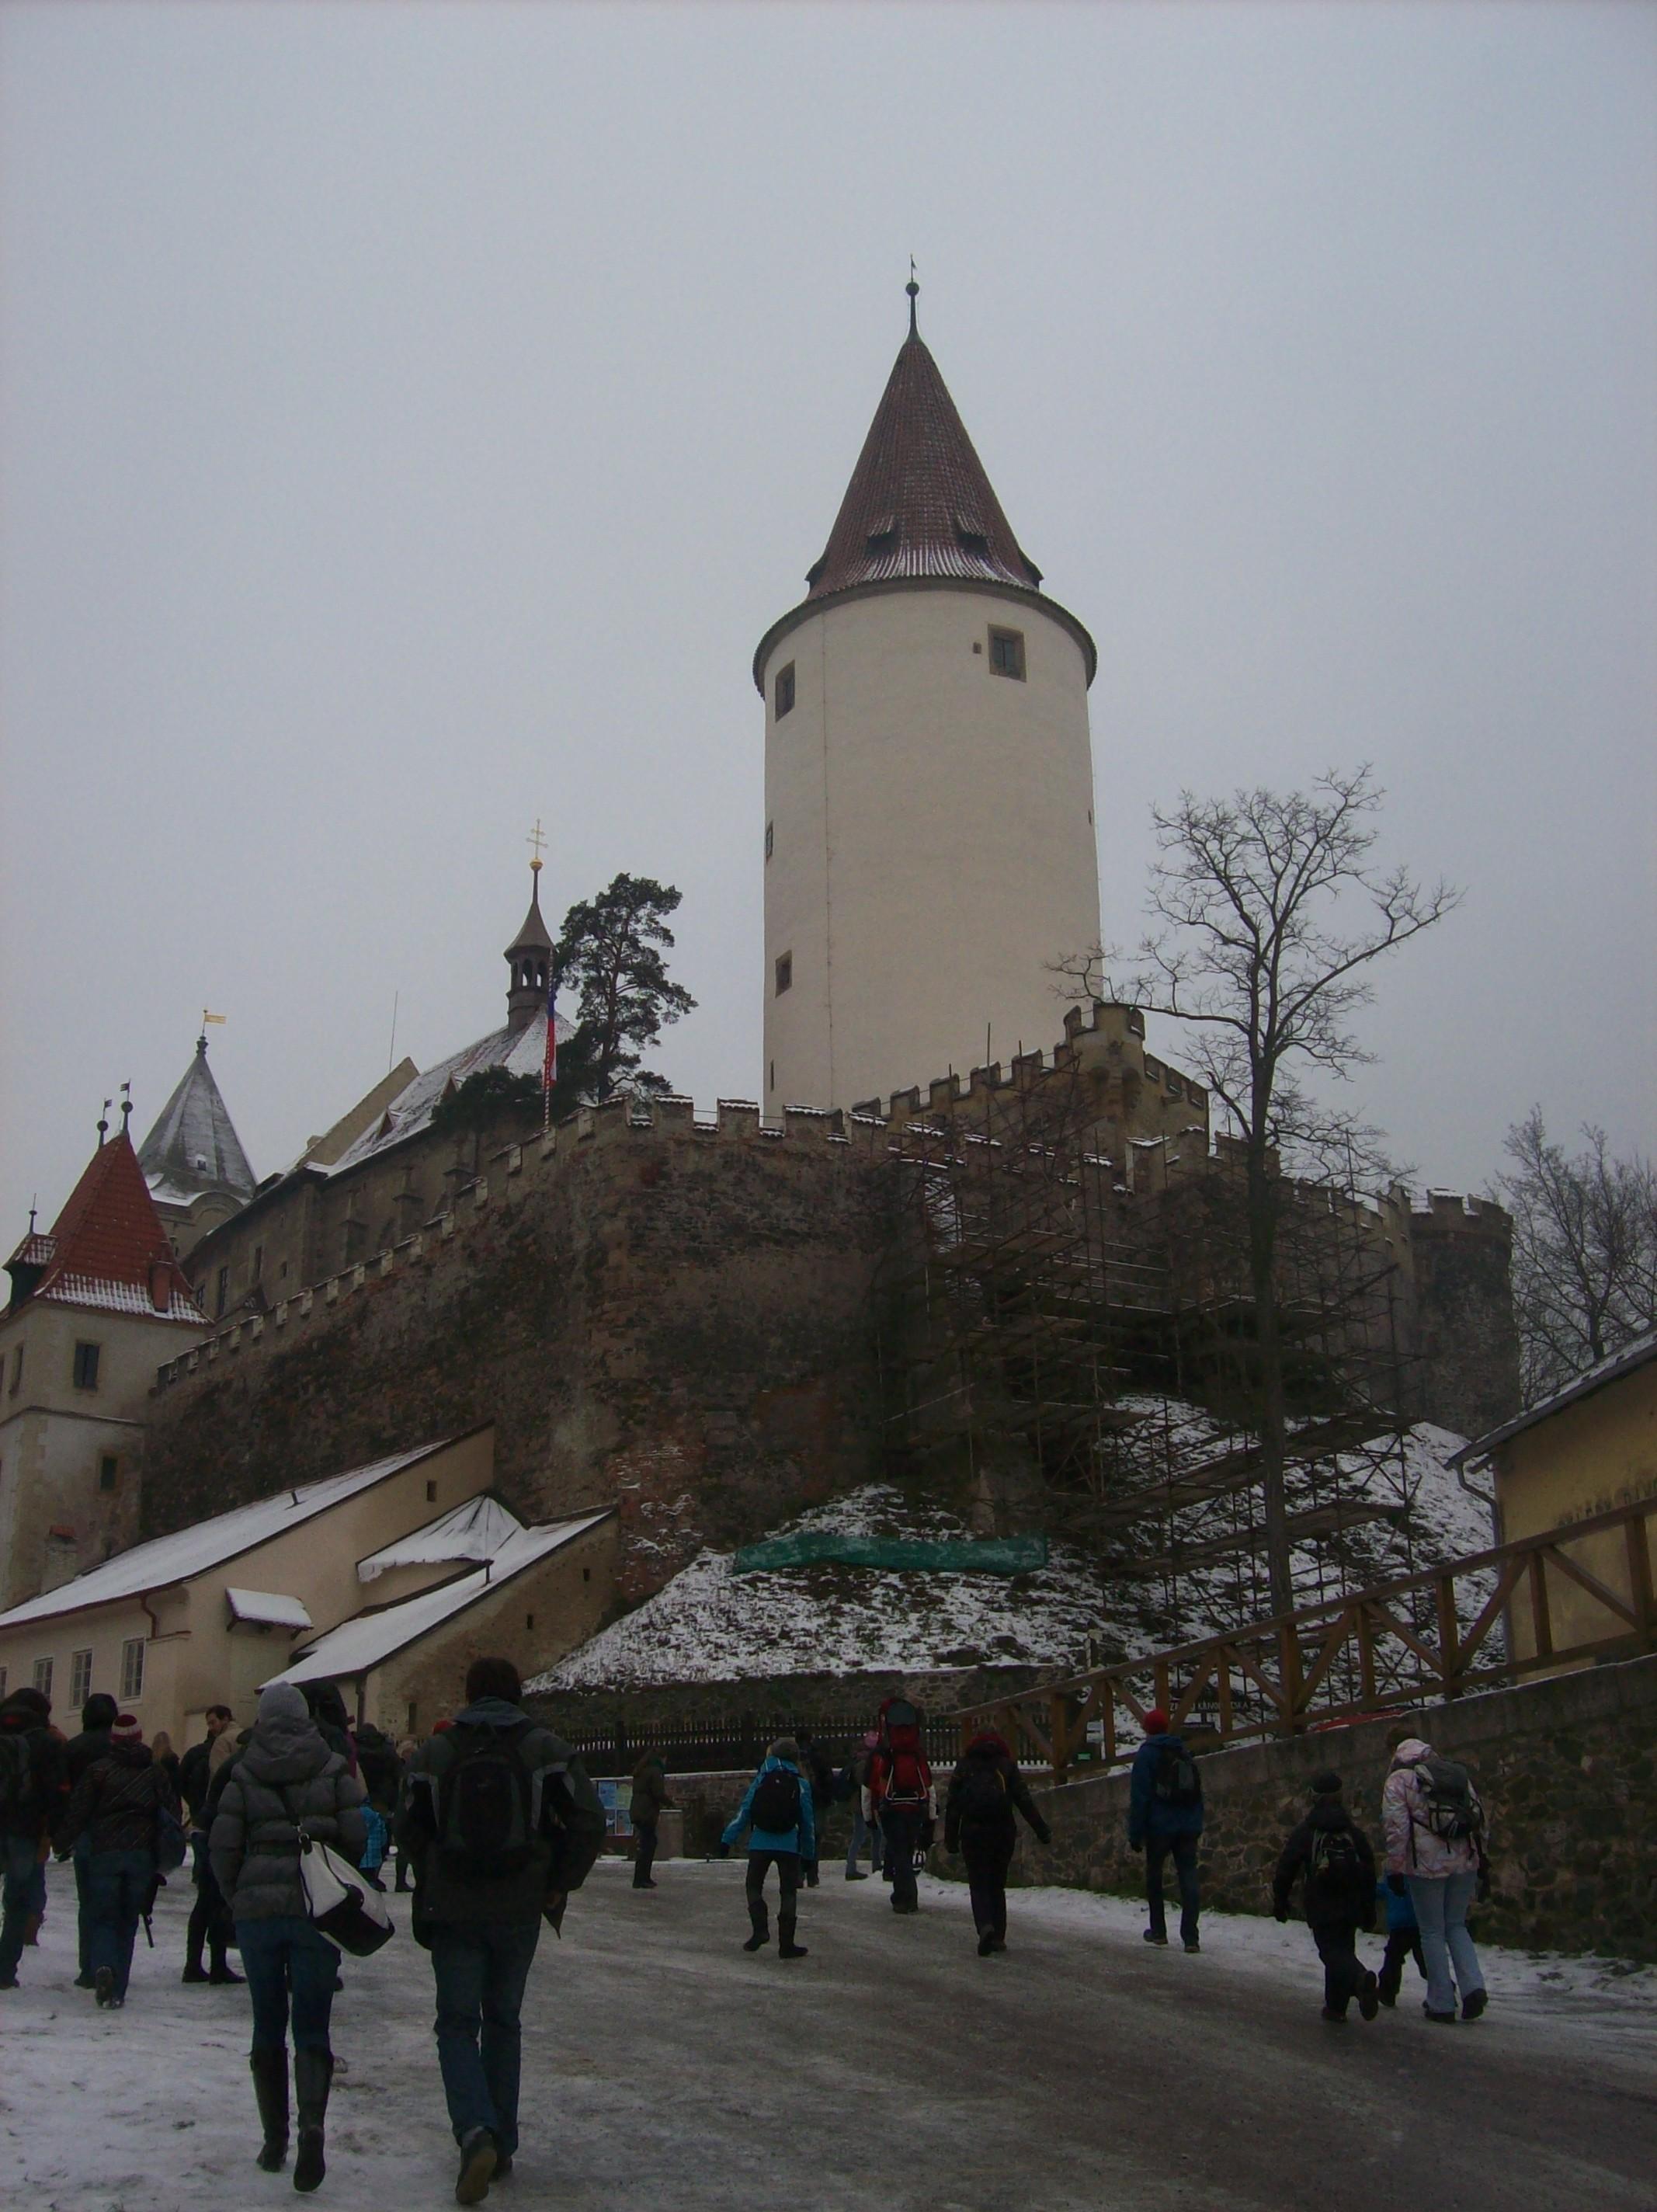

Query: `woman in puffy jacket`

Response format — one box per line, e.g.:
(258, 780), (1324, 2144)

(1380, 1734), (1489, 2026)
(210, 1681), (367, 2192)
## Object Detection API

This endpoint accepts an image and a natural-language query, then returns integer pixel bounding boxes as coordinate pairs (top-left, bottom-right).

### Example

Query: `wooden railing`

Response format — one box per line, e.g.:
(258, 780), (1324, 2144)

(947, 1490), (1657, 1779)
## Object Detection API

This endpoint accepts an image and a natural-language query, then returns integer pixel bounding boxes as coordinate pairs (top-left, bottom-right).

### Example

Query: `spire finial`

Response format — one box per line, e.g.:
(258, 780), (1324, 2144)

(120, 1080), (133, 1132)
(906, 256), (919, 336)
(98, 1099), (111, 1146)
(527, 818), (547, 877)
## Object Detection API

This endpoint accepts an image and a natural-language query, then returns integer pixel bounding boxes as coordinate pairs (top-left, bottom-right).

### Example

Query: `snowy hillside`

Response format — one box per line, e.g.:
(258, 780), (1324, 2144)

(532, 1414), (1489, 1693)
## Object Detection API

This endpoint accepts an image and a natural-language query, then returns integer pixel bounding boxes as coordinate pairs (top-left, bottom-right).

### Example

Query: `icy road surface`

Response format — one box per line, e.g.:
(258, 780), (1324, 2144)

(3, 1855), (1653, 2210)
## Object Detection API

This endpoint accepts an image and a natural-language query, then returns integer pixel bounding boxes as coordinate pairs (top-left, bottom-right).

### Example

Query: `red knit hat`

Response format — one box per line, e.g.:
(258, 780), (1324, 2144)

(111, 1713), (143, 1743)
(1143, 1708), (1170, 1735)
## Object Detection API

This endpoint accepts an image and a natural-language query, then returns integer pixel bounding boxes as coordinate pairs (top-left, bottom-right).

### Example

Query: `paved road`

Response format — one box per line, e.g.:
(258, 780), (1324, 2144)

(7, 1857), (1654, 2210)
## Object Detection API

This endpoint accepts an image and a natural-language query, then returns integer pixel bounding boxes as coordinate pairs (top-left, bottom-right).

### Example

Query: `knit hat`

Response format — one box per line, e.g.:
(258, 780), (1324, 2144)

(110, 1713), (143, 1743)
(769, 1737), (801, 1763)
(1143, 1708), (1170, 1736)
(1311, 1771), (1343, 1797)
(257, 1682), (310, 1726)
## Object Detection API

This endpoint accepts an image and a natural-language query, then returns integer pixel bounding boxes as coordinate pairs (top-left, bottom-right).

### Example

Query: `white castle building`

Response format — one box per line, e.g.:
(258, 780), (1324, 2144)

(755, 283), (1103, 1114)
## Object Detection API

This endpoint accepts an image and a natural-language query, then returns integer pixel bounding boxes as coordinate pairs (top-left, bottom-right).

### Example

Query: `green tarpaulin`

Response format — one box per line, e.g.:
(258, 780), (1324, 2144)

(734, 1532), (1048, 1576)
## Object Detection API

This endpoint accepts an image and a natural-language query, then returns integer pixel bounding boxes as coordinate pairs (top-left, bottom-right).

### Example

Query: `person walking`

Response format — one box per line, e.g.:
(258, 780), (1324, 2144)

(180, 1706), (242, 1985)
(944, 1728), (1051, 1956)
(630, 1753), (673, 1890)
(393, 1738), (419, 1890)
(1375, 1869), (1426, 2009)
(398, 1656), (603, 2203)
(60, 1713), (179, 2010)
(0, 1686), (68, 1992)
(795, 1729), (835, 1888)
(866, 1699), (936, 1916)
(210, 1682), (368, 2189)
(721, 1737), (815, 1960)
(1128, 1708), (1204, 1953)
(1381, 1733), (1489, 2025)
(843, 1731), (882, 1882)
(1271, 1772), (1380, 2022)
(63, 1692), (120, 1987)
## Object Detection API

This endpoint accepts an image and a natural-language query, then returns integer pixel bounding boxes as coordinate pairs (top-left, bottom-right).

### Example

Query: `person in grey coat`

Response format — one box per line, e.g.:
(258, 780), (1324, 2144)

(210, 1682), (367, 2193)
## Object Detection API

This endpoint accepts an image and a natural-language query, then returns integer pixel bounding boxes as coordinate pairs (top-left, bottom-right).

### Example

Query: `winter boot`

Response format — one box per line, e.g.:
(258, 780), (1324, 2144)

(291, 2047), (334, 2193)
(210, 1949), (245, 1985)
(456, 2127), (498, 2204)
(1357, 1970), (1380, 2021)
(977, 1928), (995, 1957)
(1461, 1987), (1488, 2021)
(777, 1914), (808, 1960)
(743, 1898), (768, 1953)
(250, 2048), (290, 2172)
(182, 1961), (210, 1984)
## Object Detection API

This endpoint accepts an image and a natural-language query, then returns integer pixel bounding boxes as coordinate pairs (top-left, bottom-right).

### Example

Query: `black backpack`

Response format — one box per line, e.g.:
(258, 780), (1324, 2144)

(0, 1732), (33, 1822)
(750, 1766), (801, 1835)
(438, 1724), (535, 1878)
(1413, 1757), (1484, 1845)
(1307, 1823), (1363, 1897)
(957, 1760), (1009, 1823)
(1152, 1741), (1202, 1810)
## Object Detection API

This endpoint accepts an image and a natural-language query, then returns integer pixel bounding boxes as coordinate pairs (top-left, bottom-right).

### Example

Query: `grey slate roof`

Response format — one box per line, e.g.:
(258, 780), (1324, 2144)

(138, 1038), (257, 1207)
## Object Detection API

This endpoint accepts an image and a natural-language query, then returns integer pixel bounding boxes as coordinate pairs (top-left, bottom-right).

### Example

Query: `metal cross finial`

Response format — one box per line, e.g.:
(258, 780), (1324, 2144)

(907, 256), (919, 335)
(527, 819), (547, 875)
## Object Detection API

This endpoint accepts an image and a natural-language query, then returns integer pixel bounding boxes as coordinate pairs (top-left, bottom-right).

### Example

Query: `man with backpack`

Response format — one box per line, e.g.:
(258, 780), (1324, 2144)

(944, 1728), (1051, 1956)
(721, 1737), (815, 1958)
(1381, 1731), (1489, 2025)
(398, 1656), (604, 2203)
(1, 1685), (68, 1992)
(59, 1712), (182, 2009)
(1272, 1772), (1380, 2022)
(1127, 1707), (1204, 1953)
(866, 1699), (936, 1916)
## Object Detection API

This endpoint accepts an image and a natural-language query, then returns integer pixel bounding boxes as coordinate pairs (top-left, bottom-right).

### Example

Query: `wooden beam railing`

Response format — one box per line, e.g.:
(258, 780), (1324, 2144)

(946, 1490), (1657, 1779)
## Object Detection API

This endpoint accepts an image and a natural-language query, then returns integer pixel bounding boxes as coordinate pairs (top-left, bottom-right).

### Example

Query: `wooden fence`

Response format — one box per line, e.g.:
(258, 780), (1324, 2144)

(945, 1491), (1657, 1780)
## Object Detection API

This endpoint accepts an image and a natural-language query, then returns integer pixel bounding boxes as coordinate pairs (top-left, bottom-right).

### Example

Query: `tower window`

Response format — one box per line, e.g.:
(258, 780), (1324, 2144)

(765, 821), (773, 861)
(99, 1455), (118, 1492)
(252, 1245), (263, 1282)
(774, 663), (795, 720)
(215, 1268), (228, 1317)
(775, 953), (793, 996)
(9, 1345), (21, 1396)
(72, 1341), (101, 1391)
(769, 1060), (776, 1092)
(988, 628), (1026, 680)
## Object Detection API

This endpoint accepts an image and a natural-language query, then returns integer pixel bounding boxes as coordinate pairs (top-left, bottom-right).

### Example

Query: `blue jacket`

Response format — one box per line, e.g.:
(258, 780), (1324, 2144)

(1128, 1734), (1204, 1848)
(721, 1757), (816, 1858)
(1378, 1874), (1419, 1933)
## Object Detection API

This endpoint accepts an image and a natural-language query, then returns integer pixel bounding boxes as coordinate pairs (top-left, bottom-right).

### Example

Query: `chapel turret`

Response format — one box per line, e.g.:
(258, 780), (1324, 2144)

(753, 287), (1103, 1113)
(504, 861), (554, 1035)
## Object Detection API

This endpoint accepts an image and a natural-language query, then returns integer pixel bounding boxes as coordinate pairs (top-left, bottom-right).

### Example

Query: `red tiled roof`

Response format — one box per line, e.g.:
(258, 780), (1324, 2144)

(9, 1132), (203, 1323)
(804, 330), (1043, 603)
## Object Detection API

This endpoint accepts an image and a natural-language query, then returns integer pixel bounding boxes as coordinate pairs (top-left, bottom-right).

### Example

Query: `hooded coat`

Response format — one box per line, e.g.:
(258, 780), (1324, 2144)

(63, 1738), (177, 1857)
(1128, 1731), (1204, 1849)
(1272, 1798), (1377, 1927)
(944, 1731), (1051, 1855)
(630, 1755), (673, 1830)
(0, 1692), (68, 1843)
(1381, 1737), (1487, 1880)
(721, 1756), (817, 1858)
(209, 1698), (367, 1921)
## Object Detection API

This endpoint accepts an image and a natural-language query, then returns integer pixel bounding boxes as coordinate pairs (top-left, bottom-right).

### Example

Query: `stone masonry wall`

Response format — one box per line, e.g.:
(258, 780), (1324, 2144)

(142, 1108), (892, 1596)
(1008, 1654), (1657, 1960)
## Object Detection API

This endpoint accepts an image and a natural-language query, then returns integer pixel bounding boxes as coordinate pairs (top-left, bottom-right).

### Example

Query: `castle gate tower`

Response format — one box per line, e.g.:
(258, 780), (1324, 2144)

(754, 287), (1103, 1112)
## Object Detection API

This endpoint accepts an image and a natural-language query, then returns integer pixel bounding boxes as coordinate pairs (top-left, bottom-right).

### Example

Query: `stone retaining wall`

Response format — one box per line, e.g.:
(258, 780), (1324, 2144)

(1014, 1653), (1657, 1961)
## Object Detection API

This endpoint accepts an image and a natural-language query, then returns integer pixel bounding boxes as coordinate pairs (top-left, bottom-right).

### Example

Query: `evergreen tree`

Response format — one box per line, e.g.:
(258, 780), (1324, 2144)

(551, 874), (695, 1112)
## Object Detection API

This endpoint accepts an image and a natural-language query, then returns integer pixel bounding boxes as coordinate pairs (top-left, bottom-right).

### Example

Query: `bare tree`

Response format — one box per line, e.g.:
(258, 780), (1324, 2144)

(1497, 1109), (1657, 1403)
(1064, 767), (1459, 1614)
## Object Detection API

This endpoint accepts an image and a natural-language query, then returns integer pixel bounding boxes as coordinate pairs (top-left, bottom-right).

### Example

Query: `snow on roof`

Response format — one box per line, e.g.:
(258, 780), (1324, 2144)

(357, 1494), (523, 1584)
(325, 1014), (548, 1177)
(226, 1588), (314, 1630)
(0, 1438), (460, 1630)
(1450, 1327), (1657, 1468)
(42, 1273), (203, 1322)
(270, 1511), (613, 1684)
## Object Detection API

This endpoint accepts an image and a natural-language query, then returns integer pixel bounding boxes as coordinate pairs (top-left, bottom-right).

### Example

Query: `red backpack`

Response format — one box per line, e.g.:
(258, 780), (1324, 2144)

(877, 1706), (931, 1807)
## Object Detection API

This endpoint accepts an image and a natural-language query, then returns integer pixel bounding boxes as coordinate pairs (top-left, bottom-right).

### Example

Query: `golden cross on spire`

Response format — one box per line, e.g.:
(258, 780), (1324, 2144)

(527, 819), (547, 875)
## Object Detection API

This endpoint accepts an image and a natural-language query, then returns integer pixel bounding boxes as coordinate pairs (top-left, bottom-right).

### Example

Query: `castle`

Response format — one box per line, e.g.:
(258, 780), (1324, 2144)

(4, 295), (1520, 1650)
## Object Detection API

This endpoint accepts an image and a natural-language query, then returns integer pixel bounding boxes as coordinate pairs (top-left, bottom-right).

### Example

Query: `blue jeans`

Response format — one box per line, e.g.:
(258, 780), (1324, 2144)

(1145, 1831), (1200, 1945)
(0, 1831), (39, 1982)
(846, 1806), (882, 1876)
(85, 1847), (155, 1999)
(1406, 1871), (1484, 2016)
(429, 1918), (541, 2158)
(237, 1915), (341, 2052)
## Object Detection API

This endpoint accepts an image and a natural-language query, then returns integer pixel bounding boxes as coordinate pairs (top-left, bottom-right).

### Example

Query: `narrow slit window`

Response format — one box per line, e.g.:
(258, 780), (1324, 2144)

(72, 1341), (101, 1390)
(774, 953), (793, 996)
(764, 821), (773, 861)
(773, 663), (796, 719)
(988, 628), (1026, 680)
(99, 1455), (118, 1492)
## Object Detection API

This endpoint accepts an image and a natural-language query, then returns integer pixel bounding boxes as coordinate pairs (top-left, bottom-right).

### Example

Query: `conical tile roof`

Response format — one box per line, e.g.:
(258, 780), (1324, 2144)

(137, 1038), (257, 1209)
(6, 1132), (203, 1321)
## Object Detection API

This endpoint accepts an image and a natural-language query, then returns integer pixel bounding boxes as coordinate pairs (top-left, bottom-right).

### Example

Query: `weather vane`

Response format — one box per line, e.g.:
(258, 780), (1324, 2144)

(907, 255), (919, 335)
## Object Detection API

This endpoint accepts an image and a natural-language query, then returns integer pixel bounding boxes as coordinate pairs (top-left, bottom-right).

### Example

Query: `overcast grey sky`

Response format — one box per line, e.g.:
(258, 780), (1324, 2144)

(2, 0), (1653, 1243)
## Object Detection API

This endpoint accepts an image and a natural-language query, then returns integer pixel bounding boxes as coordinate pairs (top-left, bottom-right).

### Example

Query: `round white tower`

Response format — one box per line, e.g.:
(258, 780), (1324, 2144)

(756, 290), (1102, 1113)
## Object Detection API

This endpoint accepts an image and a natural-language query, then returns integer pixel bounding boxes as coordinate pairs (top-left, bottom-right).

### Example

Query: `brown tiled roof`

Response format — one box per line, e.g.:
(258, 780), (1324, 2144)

(8, 1132), (203, 1323)
(804, 329), (1043, 603)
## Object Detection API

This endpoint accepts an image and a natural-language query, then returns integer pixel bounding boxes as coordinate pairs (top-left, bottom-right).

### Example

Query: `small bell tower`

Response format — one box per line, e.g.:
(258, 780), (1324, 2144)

(504, 832), (554, 1035)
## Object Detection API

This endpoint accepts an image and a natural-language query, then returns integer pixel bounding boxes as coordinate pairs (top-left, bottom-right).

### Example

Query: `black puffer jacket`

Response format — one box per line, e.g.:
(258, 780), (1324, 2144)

(945, 1731), (1051, 1854)
(0, 1696), (68, 1843)
(63, 1741), (178, 1856)
(210, 1707), (367, 1920)
(1273, 1800), (1377, 1928)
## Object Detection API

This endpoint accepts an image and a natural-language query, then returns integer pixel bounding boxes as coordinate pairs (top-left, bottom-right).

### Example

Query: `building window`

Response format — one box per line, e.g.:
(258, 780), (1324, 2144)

(33, 1657), (54, 1704)
(775, 952), (793, 996)
(70, 1650), (93, 1708)
(72, 1341), (101, 1391)
(524, 1612), (535, 1631)
(773, 663), (795, 720)
(8, 1344), (21, 1396)
(252, 1245), (263, 1282)
(769, 1060), (776, 1093)
(582, 1567), (591, 1584)
(426, 1480), (438, 1503)
(764, 821), (773, 861)
(216, 1267), (228, 1317)
(406, 1701), (418, 1735)
(988, 627), (1026, 680)
(120, 1636), (145, 1702)
(99, 1455), (118, 1492)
